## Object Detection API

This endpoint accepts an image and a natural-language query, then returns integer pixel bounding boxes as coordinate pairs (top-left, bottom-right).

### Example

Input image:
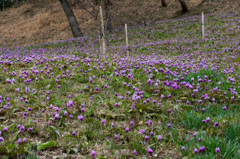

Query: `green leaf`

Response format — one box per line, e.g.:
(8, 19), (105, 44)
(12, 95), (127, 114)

(37, 141), (57, 151)
(85, 109), (94, 116)
(28, 119), (33, 125)
(2, 155), (10, 159)
(134, 82), (141, 87)
(49, 126), (61, 137)
(7, 144), (15, 150)
(11, 130), (21, 141)
(145, 93), (150, 98)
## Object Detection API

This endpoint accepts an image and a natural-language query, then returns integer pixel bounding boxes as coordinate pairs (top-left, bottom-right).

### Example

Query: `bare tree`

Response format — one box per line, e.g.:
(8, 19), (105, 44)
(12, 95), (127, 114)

(104, 0), (112, 30)
(74, 0), (106, 59)
(161, 0), (167, 7)
(75, 0), (112, 30)
(178, 0), (188, 13)
(59, 0), (83, 37)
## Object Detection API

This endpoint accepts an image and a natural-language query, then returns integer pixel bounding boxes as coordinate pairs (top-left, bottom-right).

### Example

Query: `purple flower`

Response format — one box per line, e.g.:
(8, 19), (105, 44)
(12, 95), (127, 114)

(145, 135), (149, 141)
(23, 137), (27, 143)
(167, 123), (171, 128)
(157, 135), (162, 141)
(17, 124), (21, 129)
(64, 111), (68, 116)
(91, 150), (96, 157)
(215, 147), (220, 153)
(139, 129), (145, 134)
(55, 107), (60, 112)
(148, 147), (153, 155)
(20, 97), (24, 101)
(72, 131), (76, 136)
(125, 127), (129, 133)
(223, 106), (227, 110)
(111, 123), (115, 127)
(3, 127), (8, 132)
(81, 108), (85, 113)
(67, 100), (73, 107)
(17, 138), (22, 145)
(32, 89), (37, 93)
(182, 146), (185, 151)
(206, 117), (210, 122)
(145, 120), (152, 125)
(114, 134), (118, 139)
(132, 149), (137, 155)
(199, 146), (206, 152)
(193, 148), (198, 153)
(54, 114), (59, 120)
(78, 115), (84, 121)
(25, 87), (30, 93)
(130, 121), (134, 125)
(193, 132), (197, 137)
(101, 119), (106, 124)
(0, 137), (4, 142)
(150, 131), (154, 136)
(214, 122), (219, 127)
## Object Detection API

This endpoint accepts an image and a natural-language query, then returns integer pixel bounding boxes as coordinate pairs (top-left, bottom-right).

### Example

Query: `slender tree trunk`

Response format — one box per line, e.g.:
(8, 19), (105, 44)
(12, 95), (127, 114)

(3, 1), (4, 13)
(178, 0), (188, 13)
(104, 0), (112, 30)
(59, 0), (83, 37)
(161, 0), (167, 7)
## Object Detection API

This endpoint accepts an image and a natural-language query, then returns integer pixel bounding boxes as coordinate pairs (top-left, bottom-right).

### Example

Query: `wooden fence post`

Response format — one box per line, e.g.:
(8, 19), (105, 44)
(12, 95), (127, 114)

(202, 12), (205, 41)
(125, 24), (129, 60)
(99, 6), (106, 59)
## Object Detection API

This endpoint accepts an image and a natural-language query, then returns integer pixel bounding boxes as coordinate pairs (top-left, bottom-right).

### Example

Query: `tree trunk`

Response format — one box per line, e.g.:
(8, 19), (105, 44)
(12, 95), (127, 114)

(104, 0), (113, 30)
(161, 0), (167, 7)
(178, 0), (188, 13)
(59, 0), (83, 37)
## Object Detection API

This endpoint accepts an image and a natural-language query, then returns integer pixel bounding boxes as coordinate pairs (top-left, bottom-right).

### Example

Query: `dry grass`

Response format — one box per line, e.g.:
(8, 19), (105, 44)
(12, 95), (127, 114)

(0, 0), (239, 48)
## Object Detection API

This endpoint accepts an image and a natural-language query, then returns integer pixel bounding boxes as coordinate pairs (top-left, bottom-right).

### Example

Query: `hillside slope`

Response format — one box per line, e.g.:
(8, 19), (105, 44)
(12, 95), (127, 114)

(0, 0), (239, 48)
